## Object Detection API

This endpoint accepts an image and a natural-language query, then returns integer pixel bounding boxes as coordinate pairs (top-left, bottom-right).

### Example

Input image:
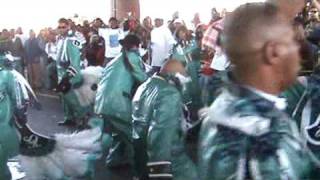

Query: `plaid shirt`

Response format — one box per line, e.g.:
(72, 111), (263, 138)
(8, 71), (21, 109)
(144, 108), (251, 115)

(201, 18), (224, 51)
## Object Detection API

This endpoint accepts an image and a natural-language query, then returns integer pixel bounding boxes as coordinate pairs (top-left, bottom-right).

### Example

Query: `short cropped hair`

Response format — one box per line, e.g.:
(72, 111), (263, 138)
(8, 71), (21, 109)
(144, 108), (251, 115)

(58, 18), (69, 25)
(109, 17), (118, 22)
(222, 2), (284, 61)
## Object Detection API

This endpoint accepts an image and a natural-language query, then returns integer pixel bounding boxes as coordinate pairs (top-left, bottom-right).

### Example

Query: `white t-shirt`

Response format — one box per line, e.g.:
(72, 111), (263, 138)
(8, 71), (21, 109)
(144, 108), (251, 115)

(99, 28), (125, 58)
(210, 48), (230, 71)
(45, 42), (58, 61)
(150, 25), (176, 67)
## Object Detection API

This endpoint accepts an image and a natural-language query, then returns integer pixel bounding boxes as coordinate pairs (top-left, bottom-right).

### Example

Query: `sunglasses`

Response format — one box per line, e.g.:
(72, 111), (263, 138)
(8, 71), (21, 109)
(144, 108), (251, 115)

(58, 26), (67, 29)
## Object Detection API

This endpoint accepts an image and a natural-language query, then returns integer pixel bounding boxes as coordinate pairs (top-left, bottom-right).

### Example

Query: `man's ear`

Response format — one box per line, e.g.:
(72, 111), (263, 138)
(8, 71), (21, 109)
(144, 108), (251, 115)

(263, 41), (286, 65)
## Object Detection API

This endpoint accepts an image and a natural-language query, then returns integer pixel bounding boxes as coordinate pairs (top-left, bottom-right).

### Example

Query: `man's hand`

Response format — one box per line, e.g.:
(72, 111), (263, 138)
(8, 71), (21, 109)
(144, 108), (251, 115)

(66, 66), (78, 78)
(172, 11), (179, 20)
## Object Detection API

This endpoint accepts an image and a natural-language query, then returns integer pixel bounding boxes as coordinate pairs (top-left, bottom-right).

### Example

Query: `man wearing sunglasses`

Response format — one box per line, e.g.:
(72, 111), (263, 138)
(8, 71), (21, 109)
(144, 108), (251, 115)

(55, 18), (87, 127)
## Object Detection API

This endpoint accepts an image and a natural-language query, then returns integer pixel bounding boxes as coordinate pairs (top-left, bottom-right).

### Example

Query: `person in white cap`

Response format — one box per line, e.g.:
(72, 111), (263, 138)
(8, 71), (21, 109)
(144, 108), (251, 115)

(150, 17), (176, 74)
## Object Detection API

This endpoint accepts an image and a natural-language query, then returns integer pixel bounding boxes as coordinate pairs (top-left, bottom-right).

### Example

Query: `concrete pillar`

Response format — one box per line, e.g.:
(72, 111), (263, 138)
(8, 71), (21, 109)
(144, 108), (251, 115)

(111, 0), (140, 21)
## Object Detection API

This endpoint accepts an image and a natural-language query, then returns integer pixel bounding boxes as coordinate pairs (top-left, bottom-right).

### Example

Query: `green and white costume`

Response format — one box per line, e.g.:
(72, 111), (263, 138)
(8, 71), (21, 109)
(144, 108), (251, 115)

(95, 50), (148, 166)
(199, 80), (312, 180)
(0, 54), (24, 179)
(132, 74), (198, 180)
(55, 32), (89, 123)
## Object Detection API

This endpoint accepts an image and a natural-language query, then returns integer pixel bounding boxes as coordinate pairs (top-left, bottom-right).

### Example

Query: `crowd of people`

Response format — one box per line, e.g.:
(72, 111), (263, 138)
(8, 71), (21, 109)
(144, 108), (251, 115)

(3, 0), (320, 179)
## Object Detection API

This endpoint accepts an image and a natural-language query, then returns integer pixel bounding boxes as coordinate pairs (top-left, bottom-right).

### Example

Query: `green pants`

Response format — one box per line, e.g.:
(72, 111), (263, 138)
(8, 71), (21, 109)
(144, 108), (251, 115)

(103, 115), (134, 167)
(0, 145), (11, 180)
(61, 91), (90, 123)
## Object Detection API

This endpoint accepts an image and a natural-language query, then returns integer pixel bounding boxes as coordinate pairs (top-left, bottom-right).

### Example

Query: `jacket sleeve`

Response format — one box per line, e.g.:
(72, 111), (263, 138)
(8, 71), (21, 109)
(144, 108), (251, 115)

(6, 72), (27, 122)
(7, 73), (21, 108)
(246, 130), (311, 180)
(146, 89), (182, 179)
(132, 85), (150, 179)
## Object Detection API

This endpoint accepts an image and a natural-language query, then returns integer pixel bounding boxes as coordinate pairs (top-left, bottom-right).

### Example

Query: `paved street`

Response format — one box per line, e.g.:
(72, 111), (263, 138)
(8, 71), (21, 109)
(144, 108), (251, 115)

(26, 92), (132, 180)
(18, 91), (197, 180)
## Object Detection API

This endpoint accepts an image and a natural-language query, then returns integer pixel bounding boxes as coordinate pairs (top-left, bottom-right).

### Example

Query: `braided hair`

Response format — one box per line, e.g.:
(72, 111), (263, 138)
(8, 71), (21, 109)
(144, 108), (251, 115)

(119, 34), (141, 72)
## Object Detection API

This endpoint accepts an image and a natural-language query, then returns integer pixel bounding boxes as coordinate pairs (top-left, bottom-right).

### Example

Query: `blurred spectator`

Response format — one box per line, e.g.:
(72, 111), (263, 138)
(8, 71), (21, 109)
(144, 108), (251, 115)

(138, 16), (153, 63)
(25, 30), (43, 89)
(210, 32), (229, 72)
(306, 7), (320, 35)
(192, 13), (201, 31)
(68, 19), (77, 31)
(98, 17), (124, 65)
(294, 17), (319, 75)
(121, 16), (138, 38)
(9, 29), (15, 40)
(150, 17), (176, 74)
(202, 8), (223, 52)
(208, 8), (221, 25)
(38, 29), (49, 88)
(168, 11), (181, 33)
(220, 8), (227, 18)
(139, 16), (153, 48)
(84, 31), (105, 66)
(11, 28), (25, 75)
(15, 27), (27, 46)
(0, 29), (13, 51)
(171, 25), (193, 64)
(45, 30), (58, 61)
(45, 30), (58, 90)
(92, 18), (107, 33)
(81, 20), (91, 42)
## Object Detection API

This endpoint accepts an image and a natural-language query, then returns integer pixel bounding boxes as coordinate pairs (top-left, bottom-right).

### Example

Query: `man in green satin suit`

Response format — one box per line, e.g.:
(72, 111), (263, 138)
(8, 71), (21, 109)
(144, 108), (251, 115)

(94, 34), (148, 167)
(132, 60), (198, 180)
(0, 51), (23, 180)
(198, 2), (312, 180)
(55, 18), (87, 126)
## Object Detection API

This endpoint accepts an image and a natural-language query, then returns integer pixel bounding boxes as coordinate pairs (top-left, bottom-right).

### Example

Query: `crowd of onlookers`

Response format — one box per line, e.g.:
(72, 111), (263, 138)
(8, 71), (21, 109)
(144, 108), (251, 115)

(1, 1), (320, 95)
(0, 8), (228, 92)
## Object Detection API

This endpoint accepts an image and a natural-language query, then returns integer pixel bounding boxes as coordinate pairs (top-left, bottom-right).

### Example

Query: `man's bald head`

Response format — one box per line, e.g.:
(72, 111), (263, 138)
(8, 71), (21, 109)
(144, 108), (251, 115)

(223, 2), (301, 94)
(222, 3), (291, 66)
(160, 59), (186, 76)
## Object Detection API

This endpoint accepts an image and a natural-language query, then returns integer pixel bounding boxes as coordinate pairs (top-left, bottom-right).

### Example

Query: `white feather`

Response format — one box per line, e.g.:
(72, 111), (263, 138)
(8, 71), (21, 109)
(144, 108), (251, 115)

(73, 66), (104, 107)
(11, 69), (38, 102)
(19, 127), (103, 179)
(54, 127), (102, 151)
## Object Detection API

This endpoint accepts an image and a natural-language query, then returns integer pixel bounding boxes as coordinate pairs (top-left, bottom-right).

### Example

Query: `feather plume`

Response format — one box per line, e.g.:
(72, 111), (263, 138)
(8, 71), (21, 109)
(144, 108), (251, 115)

(73, 66), (103, 107)
(11, 69), (38, 103)
(19, 127), (103, 179)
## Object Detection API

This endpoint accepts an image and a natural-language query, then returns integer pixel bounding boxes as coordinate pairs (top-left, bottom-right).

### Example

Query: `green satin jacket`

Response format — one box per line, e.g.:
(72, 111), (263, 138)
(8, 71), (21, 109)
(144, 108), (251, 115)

(171, 40), (203, 120)
(199, 83), (311, 180)
(0, 61), (20, 179)
(56, 33), (84, 87)
(132, 75), (198, 180)
(282, 73), (320, 178)
(95, 50), (148, 136)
